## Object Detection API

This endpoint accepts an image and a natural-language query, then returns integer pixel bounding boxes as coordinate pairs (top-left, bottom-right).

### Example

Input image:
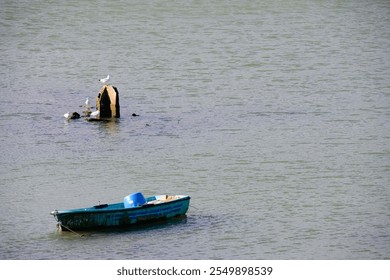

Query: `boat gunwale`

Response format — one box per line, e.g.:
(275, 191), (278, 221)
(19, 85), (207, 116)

(52, 195), (190, 216)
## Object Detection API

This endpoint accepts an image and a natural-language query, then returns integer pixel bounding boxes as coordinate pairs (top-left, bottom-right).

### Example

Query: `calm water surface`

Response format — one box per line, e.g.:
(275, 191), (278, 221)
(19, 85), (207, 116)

(0, 0), (389, 259)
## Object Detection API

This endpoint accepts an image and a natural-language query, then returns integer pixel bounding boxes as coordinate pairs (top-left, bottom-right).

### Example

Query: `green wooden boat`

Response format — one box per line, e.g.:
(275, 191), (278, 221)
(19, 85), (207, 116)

(50, 193), (190, 231)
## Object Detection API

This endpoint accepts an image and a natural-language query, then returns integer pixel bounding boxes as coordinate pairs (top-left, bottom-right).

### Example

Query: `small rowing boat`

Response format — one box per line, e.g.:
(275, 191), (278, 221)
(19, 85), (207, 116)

(50, 192), (190, 230)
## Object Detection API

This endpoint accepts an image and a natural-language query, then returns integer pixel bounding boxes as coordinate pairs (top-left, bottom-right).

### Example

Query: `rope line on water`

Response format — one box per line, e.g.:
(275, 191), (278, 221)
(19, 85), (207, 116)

(58, 223), (84, 237)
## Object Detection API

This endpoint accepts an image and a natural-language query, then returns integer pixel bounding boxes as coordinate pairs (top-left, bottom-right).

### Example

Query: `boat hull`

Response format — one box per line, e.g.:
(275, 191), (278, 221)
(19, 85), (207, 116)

(51, 195), (190, 230)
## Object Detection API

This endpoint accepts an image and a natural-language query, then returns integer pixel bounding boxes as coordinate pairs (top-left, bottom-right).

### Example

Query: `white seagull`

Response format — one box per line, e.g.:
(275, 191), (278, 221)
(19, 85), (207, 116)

(99, 75), (110, 84)
(85, 97), (90, 106)
(64, 112), (70, 119)
(90, 110), (100, 118)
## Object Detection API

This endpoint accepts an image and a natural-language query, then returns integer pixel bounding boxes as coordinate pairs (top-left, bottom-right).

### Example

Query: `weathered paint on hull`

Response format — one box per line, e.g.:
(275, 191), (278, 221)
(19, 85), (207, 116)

(52, 196), (190, 230)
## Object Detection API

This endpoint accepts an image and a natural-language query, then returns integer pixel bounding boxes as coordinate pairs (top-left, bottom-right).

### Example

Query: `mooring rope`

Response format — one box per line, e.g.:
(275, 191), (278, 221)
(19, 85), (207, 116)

(58, 223), (84, 237)
(189, 205), (200, 211)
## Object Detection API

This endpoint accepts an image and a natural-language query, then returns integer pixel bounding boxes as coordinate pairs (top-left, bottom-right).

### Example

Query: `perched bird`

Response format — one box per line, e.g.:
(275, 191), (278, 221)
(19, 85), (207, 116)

(85, 97), (90, 106)
(99, 75), (110, 84)
(90, 110), (100, 118)
(64, 112), (70, 119)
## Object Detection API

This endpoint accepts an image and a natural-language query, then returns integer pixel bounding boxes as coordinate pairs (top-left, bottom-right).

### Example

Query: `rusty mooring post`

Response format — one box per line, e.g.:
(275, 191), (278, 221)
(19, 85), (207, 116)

(96, 85), (120, 118)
